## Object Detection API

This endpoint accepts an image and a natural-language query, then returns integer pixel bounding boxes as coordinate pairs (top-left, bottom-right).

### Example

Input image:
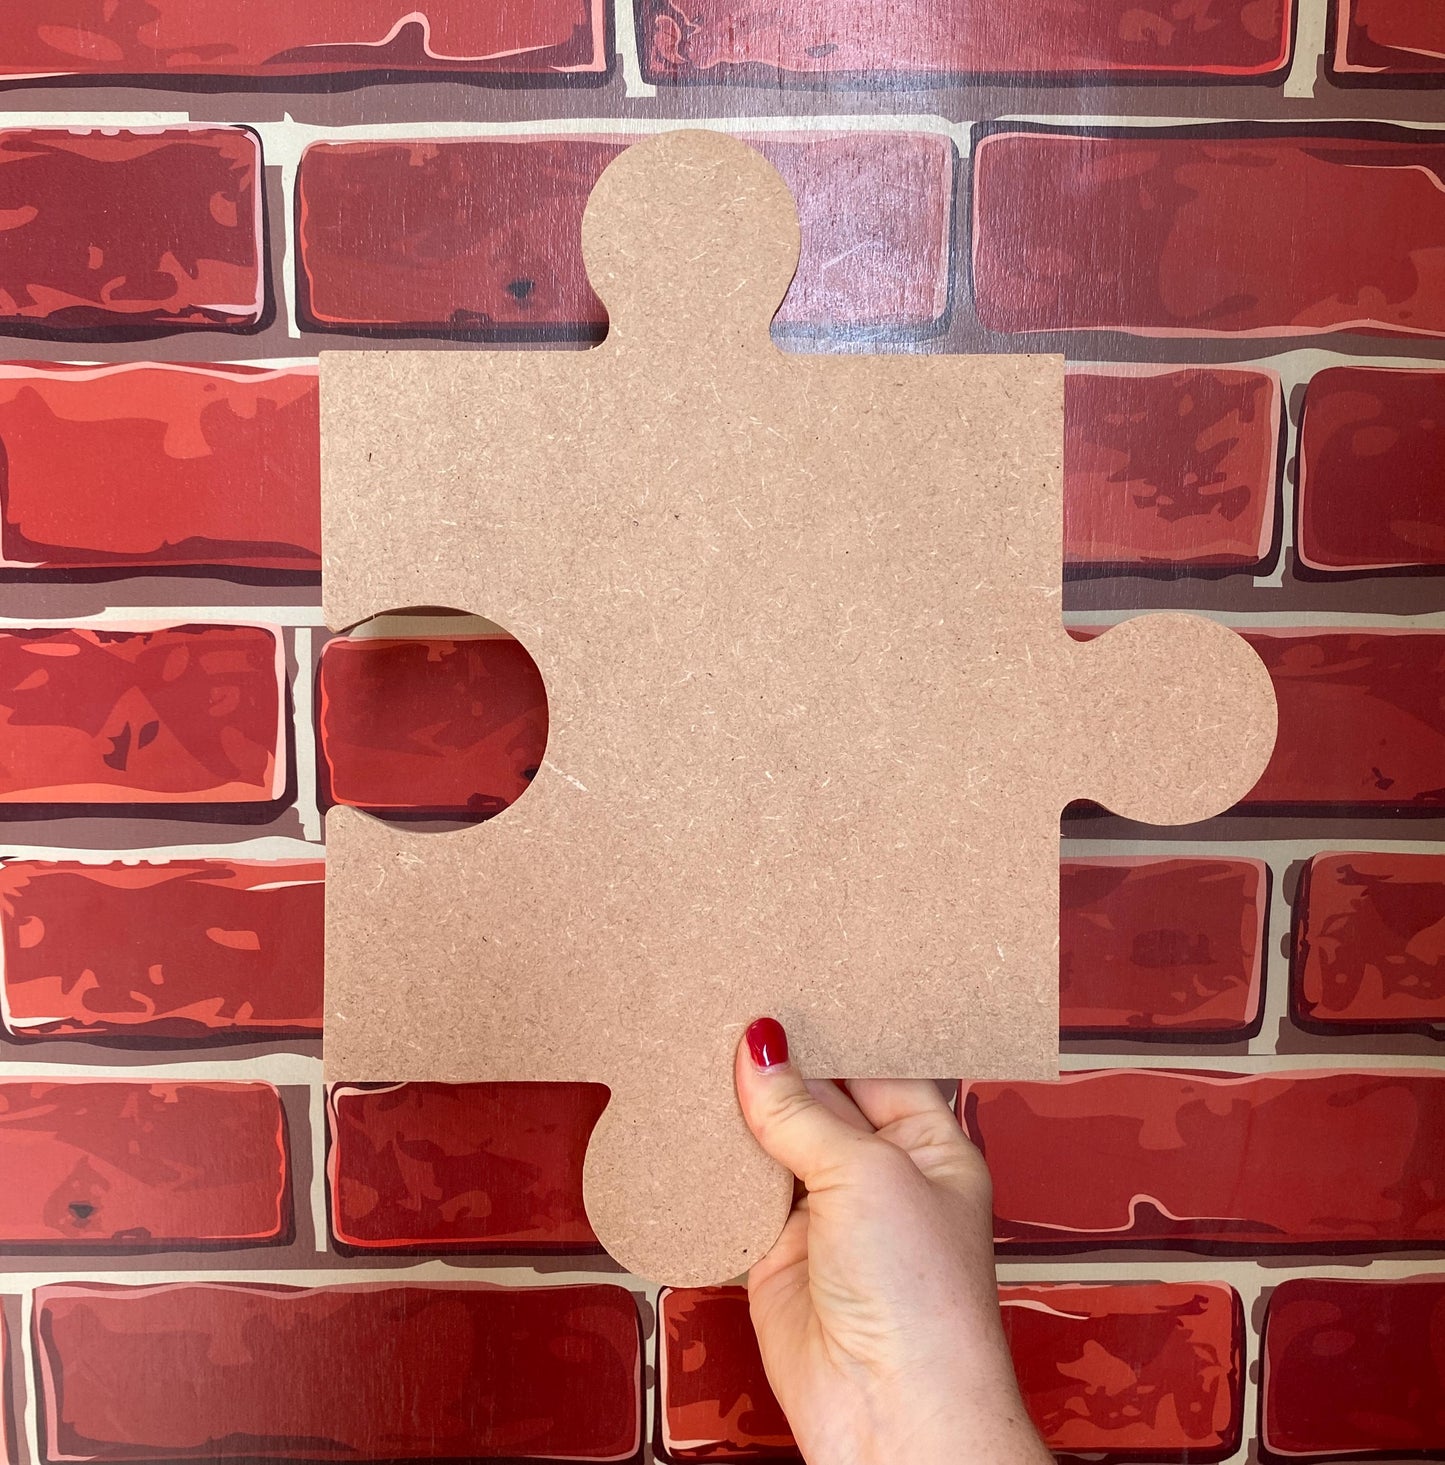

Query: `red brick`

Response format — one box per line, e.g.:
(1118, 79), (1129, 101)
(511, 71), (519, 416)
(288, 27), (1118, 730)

(0, 2), (605, 79)
(318, 633), (546, 816)
(1241, 631), (1445, 808)
(33, 1281), (643, 1462)
(1333, 0), (1445, 77)
(972, 130), (1445, 338)
(1292, 851), (1445, 1029)
(328, 1082), (607, 1250)
(0, 364), (319, 572)
(642, 0), (1291, 81)
(962, 1069), (1445, 1248)
(1060, 857), (1266, 1036)
(1296, 366), (1445, 571)
(0, 129), (263, 335)
(658, 1282), (1243, 1461)
(1064, 368), (1279, 569)
(0, 1081), (288, 1248)
(1262, 1275), (1445, 1457)
(1001, 1282), (1243, 1459)
(0, 859), (323, 1041)
(0, 624), (285, 805)
(297, 132), (953, 335)
(656, 1286), (797, 1461)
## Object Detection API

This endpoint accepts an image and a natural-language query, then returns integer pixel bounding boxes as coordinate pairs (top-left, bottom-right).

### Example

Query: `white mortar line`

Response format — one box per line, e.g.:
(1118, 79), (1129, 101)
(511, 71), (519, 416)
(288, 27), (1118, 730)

(309, 1080), (330, 1254)
(0, 838), (323, 863)
(0, 1053), (320, 1083)
(1285, 0), (1330, 98)
(612, 0), (658, 98)
(292, 626), (323, 843)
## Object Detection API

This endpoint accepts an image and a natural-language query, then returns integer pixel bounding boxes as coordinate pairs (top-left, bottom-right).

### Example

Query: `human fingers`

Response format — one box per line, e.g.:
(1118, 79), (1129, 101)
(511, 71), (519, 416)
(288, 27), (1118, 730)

(845, 1077), (989, 1190)
(735, 1018), (876, 1188)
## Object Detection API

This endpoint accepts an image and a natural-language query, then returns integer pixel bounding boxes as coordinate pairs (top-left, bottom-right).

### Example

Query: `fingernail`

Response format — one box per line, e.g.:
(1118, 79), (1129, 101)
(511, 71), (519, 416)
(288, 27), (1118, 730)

(745, 1016), (788, 1071)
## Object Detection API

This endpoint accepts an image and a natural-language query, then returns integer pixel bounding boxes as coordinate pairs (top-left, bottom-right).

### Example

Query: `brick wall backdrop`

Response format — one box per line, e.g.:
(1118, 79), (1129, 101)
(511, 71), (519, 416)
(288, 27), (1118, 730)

(1, 1), (1443, 1461)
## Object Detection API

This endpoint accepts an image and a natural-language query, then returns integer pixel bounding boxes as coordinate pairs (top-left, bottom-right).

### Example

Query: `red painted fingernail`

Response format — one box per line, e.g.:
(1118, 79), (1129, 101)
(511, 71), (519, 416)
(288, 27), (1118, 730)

(745, 1017), (788, 1071)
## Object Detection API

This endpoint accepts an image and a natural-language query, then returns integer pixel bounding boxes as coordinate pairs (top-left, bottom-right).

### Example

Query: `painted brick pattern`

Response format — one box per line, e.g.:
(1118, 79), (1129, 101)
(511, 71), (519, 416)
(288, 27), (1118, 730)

(0, 625), (285, 805)
(0, 860), (324, 1041)
(640, 0), (1294, 82)
(1291, 851), (1445, 1029)
(971, 129), (1445, 338)
(1332, 0), (1445, 78)
(1241, 631), (1445, 809)
(0, 1081), (288, 1248)
(317, 633), (548, 816)
(297, 132), (954, 336)
(658, 1281), (1245, 1459)
(1296, 366), (1445, 571)
(1261, 1275), (1445, 1457)
(1, 4), (1440, 1464)
(328, 1082), (607, 1250)
(0, 128), (263, 335)
(1060, 857), (1267, 1035)
(962, 1070), (1445, 1248)
(1064, 368), (1280, 571)
(0, 3), (608, 80)
(0, 364), (320, 573)
(32, 1281), (643, 1462)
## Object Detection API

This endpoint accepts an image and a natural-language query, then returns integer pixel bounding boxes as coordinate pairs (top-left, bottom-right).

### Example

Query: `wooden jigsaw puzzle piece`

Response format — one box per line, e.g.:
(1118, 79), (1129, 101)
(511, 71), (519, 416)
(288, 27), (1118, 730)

(321, 130), (1276, 1285)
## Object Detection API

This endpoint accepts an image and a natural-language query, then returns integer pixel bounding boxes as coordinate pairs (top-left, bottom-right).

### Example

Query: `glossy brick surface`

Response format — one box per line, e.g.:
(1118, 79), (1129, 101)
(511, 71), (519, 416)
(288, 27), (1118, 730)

(1261, 1275), (1445, 1456)
(1296, 366), (1445, 571)
(0, 364), (320, 572)
(1060, 857), (1267, 1035)
(0, 860), (324, 1040)
(0, 129), (263, 335)
(33, 1281), (644, 1462)
(328, 1082), (608, 1250)
(640, 0), (1293, 80)
(972, 130), (1445, 338)
(962, 1069), (1445, 1248)
(0, 1081), (288, 1249)
(1292, 851), (1445, 1028)
(0, 625), (285, 805)
(297, 133), (954, 335)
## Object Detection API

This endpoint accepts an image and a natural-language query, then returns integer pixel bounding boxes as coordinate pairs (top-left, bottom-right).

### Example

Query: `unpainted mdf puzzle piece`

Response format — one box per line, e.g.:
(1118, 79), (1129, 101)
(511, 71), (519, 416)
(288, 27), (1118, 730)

(320, 129), (1277, 1286)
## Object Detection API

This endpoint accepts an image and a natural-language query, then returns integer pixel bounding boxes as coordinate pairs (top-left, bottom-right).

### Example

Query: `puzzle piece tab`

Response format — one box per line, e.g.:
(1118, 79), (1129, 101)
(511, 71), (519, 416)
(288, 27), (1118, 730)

(321, 129), (1276, 1285)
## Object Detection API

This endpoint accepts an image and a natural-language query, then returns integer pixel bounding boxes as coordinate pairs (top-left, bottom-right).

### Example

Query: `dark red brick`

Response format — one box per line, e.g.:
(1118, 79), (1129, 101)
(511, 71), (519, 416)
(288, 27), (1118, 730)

(1292, 851), (1445, 1029)
(972, 130), (1445, 338)
(962, 1069), (1445, 1248)
(642, 0), (1291, 81)
(1060, 857), (1266, 1036)
(318, 633), (546, 816)
(0, 364), (319, 573)
(1296, 366), (1445, 571)
(1001, 1282), (1243, 1459)
(1064, 368), (1279, 569)
(0, 129), (263, 335)
(297, 132), (953, 335)
(328, 1082), (607, 1250)
(0, 2), (605, 79)
(0, 1081), (288, 1248)
(33, 1281), (643, 1462)
(0, 624), (285, 806)
(1241, 631), (1445, 808)
(656, 1286), (797, 1461)
(1333, 0), (1445, 77)
(0, 859), (323, 1041)
(658, 1282), (1244, 1461)
(1262, 1276), (1445, 1457)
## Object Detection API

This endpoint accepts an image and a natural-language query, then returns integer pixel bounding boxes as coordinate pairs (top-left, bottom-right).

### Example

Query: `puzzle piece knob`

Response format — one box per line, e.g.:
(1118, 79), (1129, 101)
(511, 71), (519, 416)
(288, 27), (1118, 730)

(581, 130), (801, 350)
